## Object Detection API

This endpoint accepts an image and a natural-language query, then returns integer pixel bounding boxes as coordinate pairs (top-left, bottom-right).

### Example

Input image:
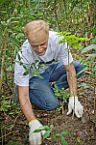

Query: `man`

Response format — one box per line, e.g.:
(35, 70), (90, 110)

(14, 20), (84, 145)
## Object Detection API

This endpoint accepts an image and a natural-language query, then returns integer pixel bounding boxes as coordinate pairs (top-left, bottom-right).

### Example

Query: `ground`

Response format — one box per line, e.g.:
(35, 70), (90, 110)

(0, 75), (96, 145)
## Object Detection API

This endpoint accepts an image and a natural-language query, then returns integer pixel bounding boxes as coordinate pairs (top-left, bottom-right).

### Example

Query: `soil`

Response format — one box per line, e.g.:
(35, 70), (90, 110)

(0, 76), (96, 145)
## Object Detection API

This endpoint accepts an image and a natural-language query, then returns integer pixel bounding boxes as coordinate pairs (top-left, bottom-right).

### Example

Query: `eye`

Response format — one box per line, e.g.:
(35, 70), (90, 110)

(40, 43), (45, 46)
(30, 43), (38, 49)
(32, 45), (38, 48)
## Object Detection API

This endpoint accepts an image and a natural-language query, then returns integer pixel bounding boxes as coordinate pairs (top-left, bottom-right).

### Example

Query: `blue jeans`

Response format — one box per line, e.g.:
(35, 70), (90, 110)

(29, 61), (84, 111)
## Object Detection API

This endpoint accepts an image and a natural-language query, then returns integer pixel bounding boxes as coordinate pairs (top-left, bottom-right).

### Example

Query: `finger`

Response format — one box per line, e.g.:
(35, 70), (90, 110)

(33, 134), (38, 145)
(78, 106), (83, 117)
(29, 134), (34, 145)
(75, 109), (81, 118)
(66, 107), (72, 115)
(37, 134), (42, 145)
(30, 134), (41, 145)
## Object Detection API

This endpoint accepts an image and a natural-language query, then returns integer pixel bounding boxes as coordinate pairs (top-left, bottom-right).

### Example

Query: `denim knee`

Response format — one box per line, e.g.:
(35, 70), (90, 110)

(29, 77), (60, 111)
(44, 99), (60, 111)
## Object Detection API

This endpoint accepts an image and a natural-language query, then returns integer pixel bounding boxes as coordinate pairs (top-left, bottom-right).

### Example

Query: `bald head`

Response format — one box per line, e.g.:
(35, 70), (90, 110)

(24, 20), (49, 56)
(24, 20), (49, 36)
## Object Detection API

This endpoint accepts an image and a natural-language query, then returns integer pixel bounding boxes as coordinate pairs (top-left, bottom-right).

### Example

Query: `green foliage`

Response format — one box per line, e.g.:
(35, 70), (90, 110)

(54, 85), (70, 103)
(34, 125), (52, 139)
(0, 97), (20, 115)
(0, 12), (25, 88)
(80, 82), (90, 89)
(75, 137), (83, 145)
(86, 54), (96, 60)
(34, 125), (69, 144)
(57, 32), (89, 49)
(54, 131), (69, 145)
(0, 0), (95, 87)
(0, 0), (96, 144)
(19, 59), (47, 78)
(92, 37), (96, 44)
(0, 99), (11, 112)
(81, 44), (96, 53)
(92, 27), (96, 35)
(80, 44), (96, 78)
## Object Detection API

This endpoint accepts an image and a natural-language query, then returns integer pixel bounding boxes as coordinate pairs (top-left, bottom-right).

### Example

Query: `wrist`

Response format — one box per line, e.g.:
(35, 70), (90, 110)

(29, 119), (38, 125)
(70, 95), (78, 98)
(70, 96), (78, 100)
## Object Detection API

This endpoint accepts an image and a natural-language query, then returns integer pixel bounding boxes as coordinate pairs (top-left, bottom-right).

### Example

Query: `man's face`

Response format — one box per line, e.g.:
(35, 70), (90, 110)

(28, 29), (48, 56)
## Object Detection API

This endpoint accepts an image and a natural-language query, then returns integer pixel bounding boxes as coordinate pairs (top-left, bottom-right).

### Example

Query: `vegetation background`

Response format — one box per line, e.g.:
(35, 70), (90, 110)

(0, 0), (96, 145)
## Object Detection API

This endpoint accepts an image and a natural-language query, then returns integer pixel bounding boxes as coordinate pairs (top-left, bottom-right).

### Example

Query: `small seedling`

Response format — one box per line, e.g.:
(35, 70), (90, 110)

(75, 137), (83, 145)
(54, 85), (70, 103)
(54, 130), (69, 145)
(53, 84), (70, 113)
(34, 125), (52, 140)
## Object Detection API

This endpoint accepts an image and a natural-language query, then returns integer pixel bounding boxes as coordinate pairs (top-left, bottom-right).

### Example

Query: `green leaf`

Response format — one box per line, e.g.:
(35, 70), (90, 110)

(81, 44), (96, 53)
(92, 37), (96, 44)
(23, 65), (28, 70)
(18, 53), (21, 61)
(34, 125), (50, 132)
(80, 83), (90, 89)
(86, 54), (96, 60)
(43, 130), (51, 139)
(0, 0), (6, 4)
(33, 125), (51, 139)
(54, 133), (61, 138)
(92, 27), (96, 35)
(61, 131), (69, 136)
(23, 70), (29, 76)
(61, 136), (68, 145)
(34, 128), (43, 133)
(10, 37), (20, 47)
(0, 100), (11, 112)
(57, 32), (89, 49)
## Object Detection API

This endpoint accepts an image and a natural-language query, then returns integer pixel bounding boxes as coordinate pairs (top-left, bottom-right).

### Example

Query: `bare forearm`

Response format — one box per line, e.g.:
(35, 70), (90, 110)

(18, 86), (36, 122)
(65, 63), (77, 96)
(19, 95), (36, 122)
(67, 71), (77, 96)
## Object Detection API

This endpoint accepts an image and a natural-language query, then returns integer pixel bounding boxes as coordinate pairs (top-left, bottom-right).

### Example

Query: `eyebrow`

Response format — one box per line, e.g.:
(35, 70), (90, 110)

(31, 41), (47, 47)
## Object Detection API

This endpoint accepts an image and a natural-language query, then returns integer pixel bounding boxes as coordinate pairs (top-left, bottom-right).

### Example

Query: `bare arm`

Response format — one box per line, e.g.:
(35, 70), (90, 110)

(64, 63), (77, 96)
(18, 86), (36, 122)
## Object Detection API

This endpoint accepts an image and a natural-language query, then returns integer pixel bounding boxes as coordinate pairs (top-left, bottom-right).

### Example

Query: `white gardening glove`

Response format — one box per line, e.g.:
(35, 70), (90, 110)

(67, 96), (83, 118)
(29, 119), (45, 145)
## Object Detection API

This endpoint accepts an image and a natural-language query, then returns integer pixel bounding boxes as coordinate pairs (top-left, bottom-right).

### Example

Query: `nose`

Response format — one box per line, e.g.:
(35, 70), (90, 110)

(38, 45), (44, 53)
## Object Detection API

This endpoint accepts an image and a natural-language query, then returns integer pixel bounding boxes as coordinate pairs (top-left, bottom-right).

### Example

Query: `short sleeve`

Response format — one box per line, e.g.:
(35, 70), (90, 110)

(14, 51), (30, 86)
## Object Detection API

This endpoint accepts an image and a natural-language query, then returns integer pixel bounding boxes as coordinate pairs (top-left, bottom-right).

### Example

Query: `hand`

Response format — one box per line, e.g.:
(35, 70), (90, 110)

(67, 96), (83, 118)
(29, 119), (45, 145)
